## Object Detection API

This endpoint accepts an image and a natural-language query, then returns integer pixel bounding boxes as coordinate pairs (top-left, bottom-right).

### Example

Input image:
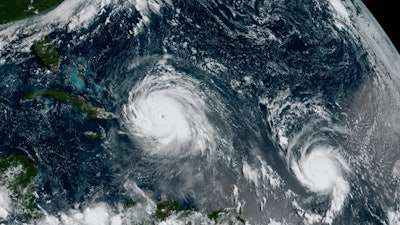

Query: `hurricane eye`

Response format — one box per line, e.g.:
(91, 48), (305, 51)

(291, 143), (350, 224)
(122, 70), (217, 157)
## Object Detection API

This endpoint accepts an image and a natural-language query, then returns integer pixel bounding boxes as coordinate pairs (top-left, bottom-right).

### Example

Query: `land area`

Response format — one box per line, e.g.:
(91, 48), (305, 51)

(23, 89), (116, 120)
(0, 0), (64, 24)
(0, 155), (39, 218)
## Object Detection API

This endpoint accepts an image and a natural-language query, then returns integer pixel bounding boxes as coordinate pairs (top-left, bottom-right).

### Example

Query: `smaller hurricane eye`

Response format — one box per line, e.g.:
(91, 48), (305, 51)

(289, 133), (350, 224)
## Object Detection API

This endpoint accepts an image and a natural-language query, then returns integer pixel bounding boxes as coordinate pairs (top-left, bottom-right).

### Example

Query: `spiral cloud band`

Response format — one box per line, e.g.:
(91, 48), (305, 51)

(291, 140), (350, 224)
(292, 146), (349, 194)
(122, 65), (216, 157)
(288, 124), (351, 224)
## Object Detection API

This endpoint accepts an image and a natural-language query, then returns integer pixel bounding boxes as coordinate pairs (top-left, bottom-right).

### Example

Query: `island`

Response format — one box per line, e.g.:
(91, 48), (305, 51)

(0, 155), (38, 218)
(154, 199), (245, 223)
(34, 35), (61, 73)
(23, 89), (116, 120)
(82, 131), (101, 139)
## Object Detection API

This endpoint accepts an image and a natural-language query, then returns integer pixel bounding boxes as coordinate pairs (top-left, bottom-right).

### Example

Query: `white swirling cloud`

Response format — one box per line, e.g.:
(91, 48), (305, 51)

(123, 65), (216, 157)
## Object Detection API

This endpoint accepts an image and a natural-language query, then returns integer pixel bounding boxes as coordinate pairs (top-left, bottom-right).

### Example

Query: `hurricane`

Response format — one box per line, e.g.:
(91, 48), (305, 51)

(122, 64), (216, 157)
(288, 123), (351, 224)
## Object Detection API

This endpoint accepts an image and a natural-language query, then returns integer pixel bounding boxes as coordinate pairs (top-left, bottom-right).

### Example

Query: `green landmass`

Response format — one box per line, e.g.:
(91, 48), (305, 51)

(155, 200), (182, 220)
(0, 0), (64, 24)
(34, 35), (60, 73)
(123, 200), (138, 209)
(83, 131), (101, 139)
(208, 209), (245, 224)
(23, 89), (116, 120)
(0, 155), (39, 218)
(154, 200), (245, 224)
(207, 209), (226, 220)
